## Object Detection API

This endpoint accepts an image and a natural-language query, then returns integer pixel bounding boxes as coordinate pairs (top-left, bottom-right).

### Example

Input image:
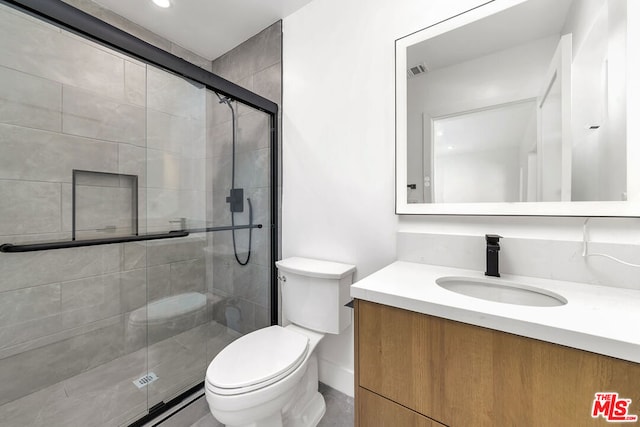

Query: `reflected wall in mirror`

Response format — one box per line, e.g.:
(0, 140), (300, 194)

(396, 0), (638, 216)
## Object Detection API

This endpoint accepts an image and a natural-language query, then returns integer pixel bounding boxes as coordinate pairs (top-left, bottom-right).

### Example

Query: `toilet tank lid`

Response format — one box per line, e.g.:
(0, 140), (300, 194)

(276, 257), (356, 279)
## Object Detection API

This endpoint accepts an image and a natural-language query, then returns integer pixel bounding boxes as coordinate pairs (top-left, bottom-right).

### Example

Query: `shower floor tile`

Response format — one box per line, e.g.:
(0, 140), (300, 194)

(0, 320), (240, 427)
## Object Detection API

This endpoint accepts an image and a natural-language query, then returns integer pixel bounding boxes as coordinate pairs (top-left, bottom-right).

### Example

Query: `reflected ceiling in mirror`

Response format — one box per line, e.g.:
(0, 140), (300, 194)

(396, 0), (638, 216)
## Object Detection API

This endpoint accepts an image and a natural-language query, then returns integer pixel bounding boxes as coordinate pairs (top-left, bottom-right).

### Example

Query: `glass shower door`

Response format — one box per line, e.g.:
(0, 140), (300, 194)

(0, 3), (151, 425)
(142, 65), (210, 409)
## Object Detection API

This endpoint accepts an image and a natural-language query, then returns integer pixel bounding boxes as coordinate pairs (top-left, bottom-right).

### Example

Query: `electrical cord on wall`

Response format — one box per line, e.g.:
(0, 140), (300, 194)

(581, 218), (640, 268)
(215, 92), (252, 266)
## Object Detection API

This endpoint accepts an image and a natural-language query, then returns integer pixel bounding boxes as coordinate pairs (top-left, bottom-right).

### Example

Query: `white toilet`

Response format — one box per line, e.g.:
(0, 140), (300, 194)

(205, 257), (356, 427)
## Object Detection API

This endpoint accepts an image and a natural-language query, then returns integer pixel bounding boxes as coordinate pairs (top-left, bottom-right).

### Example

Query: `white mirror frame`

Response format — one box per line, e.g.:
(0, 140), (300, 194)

(396, 0), (640, 216)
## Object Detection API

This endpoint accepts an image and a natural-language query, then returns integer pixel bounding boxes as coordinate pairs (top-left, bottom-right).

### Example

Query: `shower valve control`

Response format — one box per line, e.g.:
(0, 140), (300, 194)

(226, 188), (244, 213)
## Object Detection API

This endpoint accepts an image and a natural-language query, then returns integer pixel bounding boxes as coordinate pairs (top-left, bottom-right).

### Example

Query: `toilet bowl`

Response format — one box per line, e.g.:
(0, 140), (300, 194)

(206, 324), (324, 427)
(205, 257), (356, 427)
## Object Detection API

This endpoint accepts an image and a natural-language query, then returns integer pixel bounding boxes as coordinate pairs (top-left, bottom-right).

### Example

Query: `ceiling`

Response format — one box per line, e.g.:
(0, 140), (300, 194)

(92, 0), (313, 60)
(408, 0), (574, 71)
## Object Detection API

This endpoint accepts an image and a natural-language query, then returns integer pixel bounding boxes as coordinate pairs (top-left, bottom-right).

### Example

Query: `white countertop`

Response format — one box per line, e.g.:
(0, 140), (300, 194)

(350, 261), (640, 363)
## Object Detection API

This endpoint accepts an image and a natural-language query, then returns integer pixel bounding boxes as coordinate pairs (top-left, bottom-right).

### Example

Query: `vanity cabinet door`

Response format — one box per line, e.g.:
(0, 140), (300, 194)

(358, 387), (447, 427)
(356, 299), (640, 427)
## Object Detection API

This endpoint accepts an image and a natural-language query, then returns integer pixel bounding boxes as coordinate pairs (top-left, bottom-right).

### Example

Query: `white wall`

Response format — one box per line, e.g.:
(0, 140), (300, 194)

(435, 147), (520, 203)
(282, 0), (639, 397)
(407, 36), (557, 203)
(568, 0), (627, 201)
(283, 0), (490, 397)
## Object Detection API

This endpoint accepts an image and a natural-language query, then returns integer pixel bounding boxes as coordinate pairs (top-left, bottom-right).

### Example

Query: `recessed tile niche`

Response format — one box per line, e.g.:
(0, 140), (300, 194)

(72, 169), (138, 240)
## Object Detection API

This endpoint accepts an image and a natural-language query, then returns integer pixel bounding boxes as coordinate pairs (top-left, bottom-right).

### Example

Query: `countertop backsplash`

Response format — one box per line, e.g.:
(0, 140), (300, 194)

(397, 231), (640, 291)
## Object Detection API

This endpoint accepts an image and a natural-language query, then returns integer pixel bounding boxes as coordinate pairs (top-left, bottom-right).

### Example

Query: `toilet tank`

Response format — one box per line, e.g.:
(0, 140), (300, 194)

(276, 257), (356, 334)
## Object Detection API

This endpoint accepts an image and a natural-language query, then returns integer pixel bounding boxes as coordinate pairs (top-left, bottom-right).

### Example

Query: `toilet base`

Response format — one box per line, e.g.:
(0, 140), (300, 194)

(211, 355), (325, 427)
(281, 355), (325, 427)
(283, 391), (325, 427)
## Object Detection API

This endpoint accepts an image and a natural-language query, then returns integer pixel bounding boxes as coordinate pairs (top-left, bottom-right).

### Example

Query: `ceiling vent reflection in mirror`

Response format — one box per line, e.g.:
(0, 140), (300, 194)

(407, 63), (428, 77)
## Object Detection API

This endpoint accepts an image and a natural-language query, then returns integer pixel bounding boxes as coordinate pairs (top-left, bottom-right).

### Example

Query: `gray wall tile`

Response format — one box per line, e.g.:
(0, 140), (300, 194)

(0, 65), (62, 132)
(233, 264), (268, 306)
(124, 60), (146, 107)
(146, 149), (184, 190)
(210, 254), (234, 297)
(237, 111), (270, 154)
(206, 121), (232, 159)
(211, 22), (281, 83)
(0, 284), (60, 326)
(62, 85), (146, 146)
(122, 242), (147, 271)
(0, 124), (118, 183)
(148, 264), (171, 301)
(252, 62), (282, 105)
(170, 258), (206, 295)
(0, 180), (61, 235)
(255, 304), (270, 329)
(146, 189), (207, 232)
(0, 315), (122, 361)
(120, 268), (147, 312)
(236, 148), (270, 189)
(0, 245), (120, 292)
(0, 7), (126, 100)
(207, 156), (233, 195)
(146, 238), (207, 266)
(0, 313), (62, 350)
(118, 144), (147, 188)
(61, 273), (121, 329)
(147, 110), (205, 155)
(147, 66), (205, 120)
(0, 319), (124, 405)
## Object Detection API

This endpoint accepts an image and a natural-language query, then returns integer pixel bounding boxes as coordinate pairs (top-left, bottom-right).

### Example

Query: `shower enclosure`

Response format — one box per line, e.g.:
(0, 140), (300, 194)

(0, 1), (278, 426)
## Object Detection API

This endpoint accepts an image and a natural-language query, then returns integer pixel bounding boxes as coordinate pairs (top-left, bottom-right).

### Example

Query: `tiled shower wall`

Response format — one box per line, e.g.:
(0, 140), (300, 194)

(0, 4), (208, 407)
(60, 0), (282, 334)
(206, 22), (282, 333)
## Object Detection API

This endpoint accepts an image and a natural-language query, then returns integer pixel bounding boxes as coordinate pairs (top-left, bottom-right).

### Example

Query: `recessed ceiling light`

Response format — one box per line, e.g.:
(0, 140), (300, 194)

(152, 0), (171, 8)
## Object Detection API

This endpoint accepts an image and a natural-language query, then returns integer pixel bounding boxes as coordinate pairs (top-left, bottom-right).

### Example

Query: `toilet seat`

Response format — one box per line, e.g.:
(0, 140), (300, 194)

(206, 326), (309, 396)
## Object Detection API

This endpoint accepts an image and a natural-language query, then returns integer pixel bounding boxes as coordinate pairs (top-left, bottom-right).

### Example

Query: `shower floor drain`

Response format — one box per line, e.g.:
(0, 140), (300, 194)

(133, 372), (159, 389)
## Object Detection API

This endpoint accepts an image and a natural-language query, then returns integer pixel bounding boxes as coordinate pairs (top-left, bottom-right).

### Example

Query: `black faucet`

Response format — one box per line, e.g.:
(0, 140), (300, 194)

(485, 234), (502, 277)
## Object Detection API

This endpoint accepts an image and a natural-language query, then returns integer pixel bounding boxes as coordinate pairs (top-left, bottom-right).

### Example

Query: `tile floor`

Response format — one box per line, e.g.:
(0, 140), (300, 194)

(0, 321), (239, 427)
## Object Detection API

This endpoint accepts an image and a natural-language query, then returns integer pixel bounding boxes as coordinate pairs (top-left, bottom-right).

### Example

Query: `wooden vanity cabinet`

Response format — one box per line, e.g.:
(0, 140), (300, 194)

(354, 299), (640, 427)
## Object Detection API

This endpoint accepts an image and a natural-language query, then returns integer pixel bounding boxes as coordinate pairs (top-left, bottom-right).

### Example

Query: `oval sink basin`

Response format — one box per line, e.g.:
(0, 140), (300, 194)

(436, 276), (567, 307)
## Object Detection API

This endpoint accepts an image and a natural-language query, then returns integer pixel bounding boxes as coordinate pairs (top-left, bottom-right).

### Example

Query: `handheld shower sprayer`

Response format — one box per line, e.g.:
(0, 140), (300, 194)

(215, 91), (253, 266)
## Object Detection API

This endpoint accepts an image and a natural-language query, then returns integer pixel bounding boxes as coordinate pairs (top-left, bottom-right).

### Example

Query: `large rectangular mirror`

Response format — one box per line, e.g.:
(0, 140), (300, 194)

(396, 0), (639, 216)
